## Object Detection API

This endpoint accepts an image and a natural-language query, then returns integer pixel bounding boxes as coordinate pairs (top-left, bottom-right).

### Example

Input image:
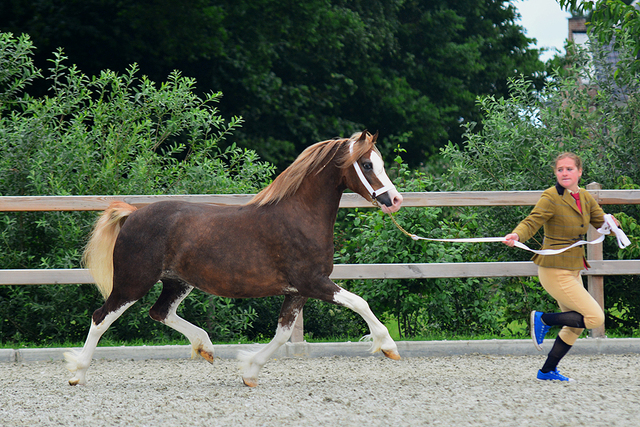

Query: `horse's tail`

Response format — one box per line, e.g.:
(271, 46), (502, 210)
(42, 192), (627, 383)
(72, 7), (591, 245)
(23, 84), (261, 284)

(83, 201), (137, 299)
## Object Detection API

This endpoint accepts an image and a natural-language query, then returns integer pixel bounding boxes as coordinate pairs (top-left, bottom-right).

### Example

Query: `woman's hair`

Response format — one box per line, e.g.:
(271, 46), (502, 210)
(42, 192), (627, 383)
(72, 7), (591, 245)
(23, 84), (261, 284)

(554, 152), (582, 170)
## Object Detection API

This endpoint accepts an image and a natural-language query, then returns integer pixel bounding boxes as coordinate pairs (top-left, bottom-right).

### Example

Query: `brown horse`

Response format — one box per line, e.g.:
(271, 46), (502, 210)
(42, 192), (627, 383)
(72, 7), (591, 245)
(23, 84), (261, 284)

(65, 131), (403, 387)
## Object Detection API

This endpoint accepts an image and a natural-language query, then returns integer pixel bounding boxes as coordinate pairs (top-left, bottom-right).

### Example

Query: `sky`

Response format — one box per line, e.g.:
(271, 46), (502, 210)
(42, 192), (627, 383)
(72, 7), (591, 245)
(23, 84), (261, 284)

(514, 0), (573, 62)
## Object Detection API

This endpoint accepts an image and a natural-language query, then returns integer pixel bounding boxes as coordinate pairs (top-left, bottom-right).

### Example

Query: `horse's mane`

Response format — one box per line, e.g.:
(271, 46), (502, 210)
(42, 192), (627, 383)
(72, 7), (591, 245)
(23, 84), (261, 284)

(249, 131), (377, 206)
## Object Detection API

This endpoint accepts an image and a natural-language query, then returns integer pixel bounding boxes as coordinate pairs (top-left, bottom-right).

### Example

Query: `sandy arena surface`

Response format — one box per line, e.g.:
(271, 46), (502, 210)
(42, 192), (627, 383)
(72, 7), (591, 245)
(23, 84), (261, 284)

(2, 353), (640, 426)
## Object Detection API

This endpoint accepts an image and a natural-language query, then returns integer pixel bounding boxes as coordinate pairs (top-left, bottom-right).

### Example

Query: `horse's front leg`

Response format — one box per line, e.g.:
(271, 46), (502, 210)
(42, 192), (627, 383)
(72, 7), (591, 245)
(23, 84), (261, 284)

(333, 287), (401, 360)
(238, 295), (307, 387)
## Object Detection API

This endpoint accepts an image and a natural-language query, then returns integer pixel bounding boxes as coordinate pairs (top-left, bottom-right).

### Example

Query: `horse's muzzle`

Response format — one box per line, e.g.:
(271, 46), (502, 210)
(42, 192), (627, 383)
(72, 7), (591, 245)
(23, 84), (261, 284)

(377, 190), (403, 213)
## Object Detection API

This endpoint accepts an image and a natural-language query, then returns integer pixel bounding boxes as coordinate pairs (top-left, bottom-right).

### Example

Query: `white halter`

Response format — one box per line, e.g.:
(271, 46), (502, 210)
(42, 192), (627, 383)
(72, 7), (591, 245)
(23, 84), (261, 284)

(349, 141), (396, 199)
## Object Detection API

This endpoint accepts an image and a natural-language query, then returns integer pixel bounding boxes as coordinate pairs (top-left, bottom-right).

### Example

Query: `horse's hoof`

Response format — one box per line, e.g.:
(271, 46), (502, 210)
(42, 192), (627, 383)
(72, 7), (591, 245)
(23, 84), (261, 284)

(382, 349), (401, 360)
(198, 349), (215, 364)
(242, 377), (258, 387)
(68, 378), (81, 386)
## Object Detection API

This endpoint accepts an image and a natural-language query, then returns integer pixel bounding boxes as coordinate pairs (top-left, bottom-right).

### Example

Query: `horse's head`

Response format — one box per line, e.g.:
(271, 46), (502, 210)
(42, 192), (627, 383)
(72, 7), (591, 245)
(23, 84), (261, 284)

(343, 131), (403, 213)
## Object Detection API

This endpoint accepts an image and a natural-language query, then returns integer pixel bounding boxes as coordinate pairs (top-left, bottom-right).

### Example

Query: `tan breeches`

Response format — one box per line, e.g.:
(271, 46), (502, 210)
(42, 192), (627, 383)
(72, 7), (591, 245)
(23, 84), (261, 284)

(538, 266), (605, 345)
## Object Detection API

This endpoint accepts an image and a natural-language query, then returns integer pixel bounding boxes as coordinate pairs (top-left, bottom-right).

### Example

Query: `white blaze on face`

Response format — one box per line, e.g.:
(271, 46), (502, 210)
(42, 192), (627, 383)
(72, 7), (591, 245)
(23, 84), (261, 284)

(368, 150), (403, 213)
(370, 151), (395, 194)
(349, 140), (402, 213)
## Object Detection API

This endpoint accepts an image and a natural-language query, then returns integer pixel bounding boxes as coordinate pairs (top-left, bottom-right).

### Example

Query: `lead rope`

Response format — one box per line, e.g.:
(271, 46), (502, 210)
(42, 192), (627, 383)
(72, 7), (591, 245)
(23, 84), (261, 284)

(369, 199), (419, 239)
(373, 201), (630, 254)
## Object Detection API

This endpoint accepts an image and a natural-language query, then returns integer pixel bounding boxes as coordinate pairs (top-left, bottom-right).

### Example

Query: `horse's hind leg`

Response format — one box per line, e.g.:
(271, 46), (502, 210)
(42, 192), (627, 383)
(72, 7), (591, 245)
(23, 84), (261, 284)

(149, 279), (215, 363)
(65, 299), (136, 386)
(239, 295), (307, 387)
(66, 263), (161, 386)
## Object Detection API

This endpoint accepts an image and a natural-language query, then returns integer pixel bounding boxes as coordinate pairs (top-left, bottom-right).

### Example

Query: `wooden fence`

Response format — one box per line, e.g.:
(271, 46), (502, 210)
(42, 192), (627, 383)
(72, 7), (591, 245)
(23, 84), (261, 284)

(1, 182), (639, 339)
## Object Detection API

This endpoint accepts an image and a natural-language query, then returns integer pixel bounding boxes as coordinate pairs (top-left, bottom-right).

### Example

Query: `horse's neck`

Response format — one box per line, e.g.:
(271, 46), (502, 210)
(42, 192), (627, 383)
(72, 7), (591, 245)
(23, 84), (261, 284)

(289, 166), (344, 226)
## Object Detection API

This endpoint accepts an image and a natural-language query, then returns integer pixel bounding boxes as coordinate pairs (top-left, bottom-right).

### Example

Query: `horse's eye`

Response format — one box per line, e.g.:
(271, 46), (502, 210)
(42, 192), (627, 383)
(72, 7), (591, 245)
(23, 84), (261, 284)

(362, 161), (373, 171)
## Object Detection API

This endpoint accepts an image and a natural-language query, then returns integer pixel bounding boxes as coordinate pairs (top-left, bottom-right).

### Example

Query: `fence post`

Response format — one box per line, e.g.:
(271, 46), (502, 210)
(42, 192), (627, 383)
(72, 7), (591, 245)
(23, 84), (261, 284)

(290, 309), (304, 343)
(586, 182), (606, 338)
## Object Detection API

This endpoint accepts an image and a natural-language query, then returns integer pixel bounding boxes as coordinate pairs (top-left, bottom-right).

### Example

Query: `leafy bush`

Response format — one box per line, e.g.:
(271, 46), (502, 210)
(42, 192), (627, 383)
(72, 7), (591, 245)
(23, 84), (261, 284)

(335, 37), (640, 338)
(235, 296), (368, 342)
(0, 33), (389, 346)
(440, 40), (640, 333)
(0, 33), (275, 345)
(336, 156), (508, 338)
(602, 211), (640, 333)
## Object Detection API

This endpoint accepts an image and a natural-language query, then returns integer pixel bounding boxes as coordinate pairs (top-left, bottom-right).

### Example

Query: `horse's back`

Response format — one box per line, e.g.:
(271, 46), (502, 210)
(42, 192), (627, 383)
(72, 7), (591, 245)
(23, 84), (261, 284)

(116, 199), (260, 261)
(122, 200), (248, 234)
(112, 200), (295, 297)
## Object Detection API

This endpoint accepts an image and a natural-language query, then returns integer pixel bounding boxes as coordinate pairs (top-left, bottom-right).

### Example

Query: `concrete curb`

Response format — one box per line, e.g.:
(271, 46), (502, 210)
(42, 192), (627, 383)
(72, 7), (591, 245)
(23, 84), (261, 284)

(3, 338), (640, 363)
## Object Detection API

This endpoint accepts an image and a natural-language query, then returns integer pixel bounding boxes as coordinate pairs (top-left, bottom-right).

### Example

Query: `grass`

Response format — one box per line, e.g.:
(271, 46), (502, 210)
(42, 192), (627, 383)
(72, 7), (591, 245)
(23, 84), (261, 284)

(0, 336), (272, 350)
(3, 320), (639, 350)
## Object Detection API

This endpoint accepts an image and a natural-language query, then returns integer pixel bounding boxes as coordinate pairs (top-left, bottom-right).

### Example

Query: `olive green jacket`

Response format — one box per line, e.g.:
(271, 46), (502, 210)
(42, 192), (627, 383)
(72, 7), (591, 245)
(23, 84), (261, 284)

(512, 183), (606, 270)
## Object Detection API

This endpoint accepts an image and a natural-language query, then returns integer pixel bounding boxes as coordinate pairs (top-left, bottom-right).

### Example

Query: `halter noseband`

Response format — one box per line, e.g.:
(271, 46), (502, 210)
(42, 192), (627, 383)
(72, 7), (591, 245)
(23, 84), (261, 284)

(349, 141), (395, 199)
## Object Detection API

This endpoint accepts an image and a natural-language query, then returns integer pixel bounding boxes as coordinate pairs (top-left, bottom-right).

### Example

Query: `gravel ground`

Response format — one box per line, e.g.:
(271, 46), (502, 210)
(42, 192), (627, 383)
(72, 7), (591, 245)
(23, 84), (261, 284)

(2, 353), (640, 426)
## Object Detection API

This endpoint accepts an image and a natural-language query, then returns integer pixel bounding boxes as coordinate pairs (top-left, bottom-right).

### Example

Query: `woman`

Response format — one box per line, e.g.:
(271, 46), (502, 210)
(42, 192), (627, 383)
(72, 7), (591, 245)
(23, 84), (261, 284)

(503, 152), (611, 382)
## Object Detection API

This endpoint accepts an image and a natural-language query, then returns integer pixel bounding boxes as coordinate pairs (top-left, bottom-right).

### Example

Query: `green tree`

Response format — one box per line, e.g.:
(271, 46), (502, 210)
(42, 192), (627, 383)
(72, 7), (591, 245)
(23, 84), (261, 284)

(558, 0), (640, 76)
(0, 0), (226, 84)
(0, 0), (545, 169)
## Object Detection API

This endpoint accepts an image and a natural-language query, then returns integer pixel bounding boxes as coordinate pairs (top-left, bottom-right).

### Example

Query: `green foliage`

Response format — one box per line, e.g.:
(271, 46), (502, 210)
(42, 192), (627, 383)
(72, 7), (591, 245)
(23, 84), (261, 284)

(0, 33), (275, 345)
(335, 156), (507, 338)
(211, 0), (546, 167)
(559, 0), (640, 76)
(439, 36), (640, 333)
(442, 49), (639, 194)
(0, 33), (393, 346)
(0, 32), (42, 108)
(236, 296), (367, 342)
(442, 76), (558, 192)
(601, 210), (640, 333)
(0, 0), (546, 169)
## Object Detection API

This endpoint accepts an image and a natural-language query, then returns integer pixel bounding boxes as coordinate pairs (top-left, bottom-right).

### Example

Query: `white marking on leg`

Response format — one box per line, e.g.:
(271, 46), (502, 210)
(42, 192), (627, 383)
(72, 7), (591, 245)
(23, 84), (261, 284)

(159, 286), (215, 363)
(333, 289), (398, 356)
(65, 301), (135, 385)
(238, 307), (301, 387)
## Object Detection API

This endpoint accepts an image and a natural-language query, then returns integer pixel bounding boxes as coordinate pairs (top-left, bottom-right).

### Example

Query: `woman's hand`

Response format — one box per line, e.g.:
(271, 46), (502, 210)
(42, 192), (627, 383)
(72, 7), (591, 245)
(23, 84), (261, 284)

(503, 233), (519, 247)
(611, 215), (620, 227)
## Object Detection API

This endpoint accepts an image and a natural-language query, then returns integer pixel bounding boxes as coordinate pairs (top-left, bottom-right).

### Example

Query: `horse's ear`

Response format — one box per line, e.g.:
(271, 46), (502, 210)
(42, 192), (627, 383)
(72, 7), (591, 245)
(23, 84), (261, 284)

(358, 130), (368, 143)
(372, 131), (379, 143)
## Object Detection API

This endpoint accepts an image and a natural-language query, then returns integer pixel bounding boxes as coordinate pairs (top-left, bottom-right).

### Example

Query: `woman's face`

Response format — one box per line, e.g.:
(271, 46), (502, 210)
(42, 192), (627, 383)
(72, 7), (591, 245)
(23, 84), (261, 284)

(555, 157), (582, 192)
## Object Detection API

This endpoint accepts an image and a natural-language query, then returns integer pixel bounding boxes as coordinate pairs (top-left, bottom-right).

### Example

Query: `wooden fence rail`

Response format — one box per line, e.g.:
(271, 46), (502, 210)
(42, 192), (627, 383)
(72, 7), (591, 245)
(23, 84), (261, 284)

(1, 260), (638, 286)
(1, 183), (639, 339)
(2, 188), (640, 212)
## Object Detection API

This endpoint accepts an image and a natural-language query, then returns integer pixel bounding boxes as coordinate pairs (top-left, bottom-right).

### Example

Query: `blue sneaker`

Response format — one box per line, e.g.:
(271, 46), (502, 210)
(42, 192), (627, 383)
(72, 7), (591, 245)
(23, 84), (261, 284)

(530, 310), (551, 351)
(537, 369), (575, 382)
